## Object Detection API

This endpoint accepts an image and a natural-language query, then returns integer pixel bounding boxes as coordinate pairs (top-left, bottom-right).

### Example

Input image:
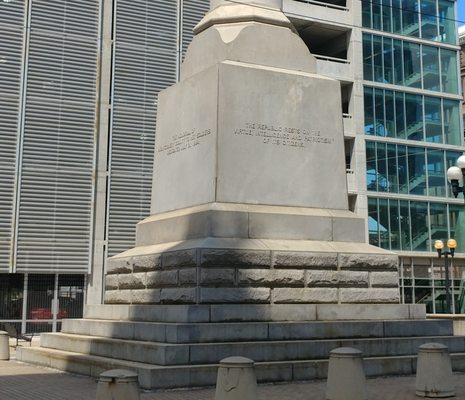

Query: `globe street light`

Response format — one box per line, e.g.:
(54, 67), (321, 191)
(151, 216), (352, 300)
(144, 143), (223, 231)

(447, 155), (465, 201)
(434, 239), (457, 314)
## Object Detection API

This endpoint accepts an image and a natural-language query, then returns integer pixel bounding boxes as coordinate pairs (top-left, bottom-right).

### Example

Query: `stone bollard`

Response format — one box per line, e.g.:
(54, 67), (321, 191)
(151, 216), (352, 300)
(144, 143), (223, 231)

(415, 343), (455, 398)
(215, 356), (258, 400)
(326, 347), (367, 400)
(0, 331), (9, 361)
(96, 369), (140, 400)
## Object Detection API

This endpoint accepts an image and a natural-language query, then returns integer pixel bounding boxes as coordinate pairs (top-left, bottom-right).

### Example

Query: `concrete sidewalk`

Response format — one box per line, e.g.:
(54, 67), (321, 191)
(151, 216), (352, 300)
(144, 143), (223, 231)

(1, 358), (465, 400)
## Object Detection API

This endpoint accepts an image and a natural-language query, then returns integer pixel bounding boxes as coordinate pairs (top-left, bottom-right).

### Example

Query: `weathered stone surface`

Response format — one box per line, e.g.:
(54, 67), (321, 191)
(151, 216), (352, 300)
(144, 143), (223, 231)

(161, 288), (196, 304)
(370, 272), (399, 287)
(104, 290), (131, 304)
(132, 254), (162, 272)
(179, 268), (197, 285)
(106, 257), (131, 274)
(200, 288), (271, 303)
(339, 254), (398, 270)
(118, 272), (145, 290)
(238, 269), (304, 286)
(339, 288), (400, 303)
(105, 274), (119, 290)
(200, 269), (235, 285)
(162, 249), (197, 268)
(306, 271), (369, 287)
(273, 288), (338, 303)
(131, 289), (161, 304)
(145, 270), (178, 288)
(200, 249), (271, 267)
(274, 252), (338, 268)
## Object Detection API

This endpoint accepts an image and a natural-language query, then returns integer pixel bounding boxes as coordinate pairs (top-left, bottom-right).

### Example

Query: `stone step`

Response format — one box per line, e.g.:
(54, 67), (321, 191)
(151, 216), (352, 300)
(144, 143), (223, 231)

(39, 332), (465, 366)
(61, 318), (454, 344)
(83, 304), (426, 323)
(16, 345), (465, 390)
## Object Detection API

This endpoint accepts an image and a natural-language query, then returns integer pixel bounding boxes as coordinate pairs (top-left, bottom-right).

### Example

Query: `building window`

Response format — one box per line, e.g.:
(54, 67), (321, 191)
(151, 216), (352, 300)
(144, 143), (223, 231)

(362, 0), (456, 44)
(363, 34), (460, 94)
(363, 86), (461, 145)
(368, 197), (465, 253)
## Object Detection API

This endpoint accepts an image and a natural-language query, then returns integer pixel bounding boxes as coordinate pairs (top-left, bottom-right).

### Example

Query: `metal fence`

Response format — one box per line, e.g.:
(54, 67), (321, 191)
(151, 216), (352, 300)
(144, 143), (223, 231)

(0, 273), (85, 334)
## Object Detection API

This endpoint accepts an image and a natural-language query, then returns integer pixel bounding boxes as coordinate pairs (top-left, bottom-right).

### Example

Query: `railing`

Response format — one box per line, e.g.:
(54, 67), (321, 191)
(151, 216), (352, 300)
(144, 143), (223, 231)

(293, 0), (349, 11)
(314, 54), (350, 64)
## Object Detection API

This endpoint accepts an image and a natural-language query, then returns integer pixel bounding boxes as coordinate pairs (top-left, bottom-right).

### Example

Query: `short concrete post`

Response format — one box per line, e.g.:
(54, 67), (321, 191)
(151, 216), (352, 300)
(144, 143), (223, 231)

(326, 347), (367, 400)
(215, 356), (258, 400)
(0, 331), (9, 360)
(96, 369), (140, 400)
(415, 343), (455, 398)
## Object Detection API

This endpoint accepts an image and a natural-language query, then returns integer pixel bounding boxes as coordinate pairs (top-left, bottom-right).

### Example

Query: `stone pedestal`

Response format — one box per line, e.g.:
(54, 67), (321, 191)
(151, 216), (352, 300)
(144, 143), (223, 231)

(105, 1), (400, 311)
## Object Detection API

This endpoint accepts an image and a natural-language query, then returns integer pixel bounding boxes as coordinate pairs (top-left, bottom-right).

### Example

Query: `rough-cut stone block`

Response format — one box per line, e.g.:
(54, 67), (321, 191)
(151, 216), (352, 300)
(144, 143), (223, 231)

(104, 290), (131, 304)
(162, 249), (197, 268)
(274, 252), (338, 269)
(179, 268), (197, 285)
(145, 270), (178, 288)
(118, 272), (145, 290)
(105, 274), (119, 290)
(370, 271), (399, 287)
(339, 288), (400, 303)
(238, 269), (304, 286)
(306, 270), (369, 287)
(339, 254), (398, 270)
(273, 288), (338, 303)
(132, 254), (162, 272)
(200, 249), (271, 267)
(131, 289), (161, 304)
(200, 268), (235, 285)
(200, 288), (271, 303)
(160, 288), (196, 304)
(106, 257), (131, 274)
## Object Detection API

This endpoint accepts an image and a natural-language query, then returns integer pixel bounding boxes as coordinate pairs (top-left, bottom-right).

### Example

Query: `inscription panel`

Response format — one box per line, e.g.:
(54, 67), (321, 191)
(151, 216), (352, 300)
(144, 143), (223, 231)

(158, 128), (212, 156)
(217, 62), (348, 210)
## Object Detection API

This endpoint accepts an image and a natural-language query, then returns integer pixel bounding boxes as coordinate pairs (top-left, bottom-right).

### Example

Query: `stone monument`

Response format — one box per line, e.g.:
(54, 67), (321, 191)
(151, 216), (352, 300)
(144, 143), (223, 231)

(20, 0), (465, 391)
(104, 0), (400, 308)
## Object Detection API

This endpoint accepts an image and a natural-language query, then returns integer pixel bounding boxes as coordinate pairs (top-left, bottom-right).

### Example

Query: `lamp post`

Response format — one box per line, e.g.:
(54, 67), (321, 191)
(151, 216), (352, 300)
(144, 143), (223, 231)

(447, 155), (465, 201)
(434, 239), (457, 314)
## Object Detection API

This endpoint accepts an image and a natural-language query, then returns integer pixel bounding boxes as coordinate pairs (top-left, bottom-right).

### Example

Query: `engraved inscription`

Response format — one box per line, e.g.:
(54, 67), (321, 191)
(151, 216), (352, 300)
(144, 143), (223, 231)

(158, 129), (212, 156)
(234, 122), (334, 148)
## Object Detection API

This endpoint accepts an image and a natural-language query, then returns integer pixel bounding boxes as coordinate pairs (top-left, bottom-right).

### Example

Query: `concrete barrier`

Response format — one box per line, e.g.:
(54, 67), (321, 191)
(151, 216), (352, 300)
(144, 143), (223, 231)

(415, 343), (455, 398)
(0, 331), (9, 360)
(326, 347), (367, 400)
(96, 369), (140, 400)
(215, 356), (258, 400)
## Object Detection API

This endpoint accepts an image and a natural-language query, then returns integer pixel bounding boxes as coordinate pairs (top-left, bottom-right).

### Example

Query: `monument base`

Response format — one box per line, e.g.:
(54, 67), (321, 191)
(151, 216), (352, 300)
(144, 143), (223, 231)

(17, 303), (465, 390)
(104, 203), (400, 306)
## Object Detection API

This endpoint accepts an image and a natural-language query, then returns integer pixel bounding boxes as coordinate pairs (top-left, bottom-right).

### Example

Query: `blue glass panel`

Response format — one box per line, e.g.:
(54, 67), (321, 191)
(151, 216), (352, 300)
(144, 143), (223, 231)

(440, 49), (459, 94)
(398, 145), (409, 193)
(374, 89), (386, 136)
(403, 41), (422, 88)
(389, 199), (401, 250)
(449, 204), (465, 252)
(427, 149), (446, 197)
(405, 93), (423, 140)
(393, 39), (403, 85)
(443, 99), (461, 146)
(424, 96), (442, 143)
(373, 35), (384, 82)
(383, 37), (394, 83)
(429, 203), (448, 251)
(377, 142), (388, 192)
(402, 0), (420, 37)
(368, 197), (379, 246)
(400, 200), (411, 250)
(379, 198), (390, 249)
(366, 141), (377, 191)
(420, 0), (439, 40)
(438, 0), (456, 44)
(364, 86), (375, 135)
(387, 143), (398, 192)
(410, 201), (429, 251)
(363, 34), (373, 81)
(422, 45), (440, 91)
(408, 146), (427, 195)
(395, 91), (406, 138)
(385, 90), (395, 137)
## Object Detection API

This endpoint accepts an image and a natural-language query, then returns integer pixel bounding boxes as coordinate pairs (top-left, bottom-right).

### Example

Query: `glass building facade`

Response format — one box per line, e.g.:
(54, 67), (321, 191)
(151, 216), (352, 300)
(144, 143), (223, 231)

(363, 0), (464, 312)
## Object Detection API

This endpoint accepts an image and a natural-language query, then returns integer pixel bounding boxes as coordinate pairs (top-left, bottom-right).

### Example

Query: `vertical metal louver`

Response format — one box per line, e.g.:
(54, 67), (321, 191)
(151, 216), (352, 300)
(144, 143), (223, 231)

(15, 0), (100, 272)
(181, 0), (209, 60)
(0, 0), (26, 272)
(107, 0), (178, 257)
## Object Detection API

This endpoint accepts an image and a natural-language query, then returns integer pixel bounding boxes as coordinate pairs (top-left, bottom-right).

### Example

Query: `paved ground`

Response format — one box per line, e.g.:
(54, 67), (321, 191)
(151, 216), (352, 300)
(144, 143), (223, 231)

(1, 357), (465, 400)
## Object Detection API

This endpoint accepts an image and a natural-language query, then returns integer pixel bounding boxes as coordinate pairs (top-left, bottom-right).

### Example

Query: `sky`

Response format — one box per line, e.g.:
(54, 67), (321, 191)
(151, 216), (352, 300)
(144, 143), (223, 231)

(459, 0), (465, 28)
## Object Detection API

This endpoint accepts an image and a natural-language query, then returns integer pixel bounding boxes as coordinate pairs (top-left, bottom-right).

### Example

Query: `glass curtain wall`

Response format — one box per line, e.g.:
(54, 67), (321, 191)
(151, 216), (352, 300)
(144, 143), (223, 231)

(366, 142), (460, 197)
(363, 87), (461, 145)
(368, 197), (465, 253)
(362, 0), (456, 43)
(363, 34), (459, 94)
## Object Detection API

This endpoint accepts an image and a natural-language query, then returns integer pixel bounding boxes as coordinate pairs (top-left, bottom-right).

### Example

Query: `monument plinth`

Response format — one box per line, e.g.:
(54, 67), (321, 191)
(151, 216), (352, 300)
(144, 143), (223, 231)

(105, 0), (400, 308)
